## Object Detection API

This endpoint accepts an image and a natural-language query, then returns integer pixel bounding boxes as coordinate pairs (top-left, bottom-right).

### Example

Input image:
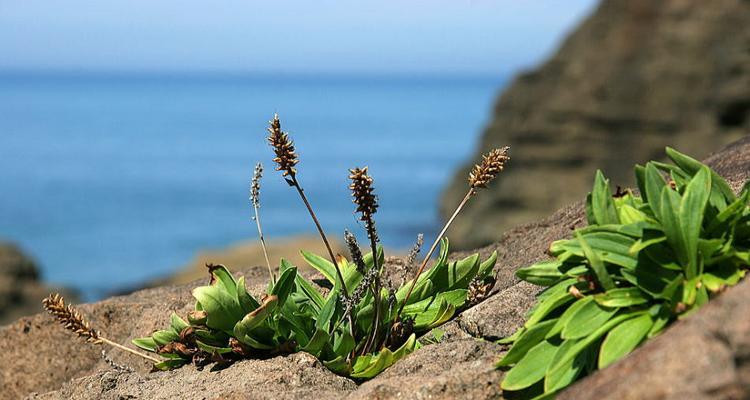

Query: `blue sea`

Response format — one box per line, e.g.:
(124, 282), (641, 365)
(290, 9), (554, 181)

(0, 72), (506, 299)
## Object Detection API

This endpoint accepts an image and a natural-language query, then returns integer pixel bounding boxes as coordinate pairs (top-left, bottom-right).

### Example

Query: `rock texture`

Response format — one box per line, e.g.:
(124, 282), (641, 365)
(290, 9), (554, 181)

(0, 242), (77, 325)
(442, 0), (750, 250)
(3, 136), (748, 399)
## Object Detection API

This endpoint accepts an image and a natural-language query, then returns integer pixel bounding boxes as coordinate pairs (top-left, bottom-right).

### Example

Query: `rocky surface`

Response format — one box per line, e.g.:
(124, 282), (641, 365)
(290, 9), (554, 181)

(0, 242), (77, 325)
(442, 0), (750, 250)
(3, 137), (748, 399)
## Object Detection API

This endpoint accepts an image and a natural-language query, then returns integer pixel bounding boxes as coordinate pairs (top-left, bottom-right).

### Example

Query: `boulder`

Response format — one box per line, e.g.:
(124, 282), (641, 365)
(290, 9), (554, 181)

(441, 0), (750, 250)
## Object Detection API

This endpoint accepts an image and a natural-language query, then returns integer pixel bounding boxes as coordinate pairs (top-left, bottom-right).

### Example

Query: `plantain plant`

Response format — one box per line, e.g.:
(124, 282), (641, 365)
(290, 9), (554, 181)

(497, 148), (750, 398)
(45, 114), (509, 379)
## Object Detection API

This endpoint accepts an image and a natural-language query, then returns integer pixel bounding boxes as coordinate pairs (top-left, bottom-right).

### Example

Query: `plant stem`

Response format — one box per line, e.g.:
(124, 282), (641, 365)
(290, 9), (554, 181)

(290, 175), (350, 298)
(99, 337), (161, 363)
(253, 202), (275, 283)
(396, 188), (475, 319)
(362, 236), (382, 353)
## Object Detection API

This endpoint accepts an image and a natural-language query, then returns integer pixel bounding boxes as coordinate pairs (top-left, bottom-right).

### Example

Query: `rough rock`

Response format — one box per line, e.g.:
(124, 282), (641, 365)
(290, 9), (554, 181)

(442, 0), (750, 250)
(4, 136), (749, 399)
(0, 242), (77, 325)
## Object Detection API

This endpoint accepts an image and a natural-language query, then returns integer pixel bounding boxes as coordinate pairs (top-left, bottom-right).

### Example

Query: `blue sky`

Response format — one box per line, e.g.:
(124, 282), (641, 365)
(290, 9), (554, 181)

(0, 0), (598, 75)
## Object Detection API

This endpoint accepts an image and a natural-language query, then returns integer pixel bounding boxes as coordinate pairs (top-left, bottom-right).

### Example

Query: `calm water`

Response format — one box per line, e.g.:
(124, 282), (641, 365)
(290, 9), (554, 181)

(0, 72), (505, 299)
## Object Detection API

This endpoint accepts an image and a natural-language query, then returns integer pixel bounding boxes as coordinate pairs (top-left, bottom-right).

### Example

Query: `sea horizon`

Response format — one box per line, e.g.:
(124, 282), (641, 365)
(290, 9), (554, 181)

(0, 70), (508, 299)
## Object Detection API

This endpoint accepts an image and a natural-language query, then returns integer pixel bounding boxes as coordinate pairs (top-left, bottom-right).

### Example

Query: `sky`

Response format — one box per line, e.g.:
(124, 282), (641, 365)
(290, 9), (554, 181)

(0, 1), (598, 75)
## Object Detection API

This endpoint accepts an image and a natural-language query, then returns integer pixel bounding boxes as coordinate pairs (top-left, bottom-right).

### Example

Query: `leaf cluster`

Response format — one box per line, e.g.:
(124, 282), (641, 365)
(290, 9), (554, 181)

(498, 148), (750, 398)
(134, 239), (496, 377)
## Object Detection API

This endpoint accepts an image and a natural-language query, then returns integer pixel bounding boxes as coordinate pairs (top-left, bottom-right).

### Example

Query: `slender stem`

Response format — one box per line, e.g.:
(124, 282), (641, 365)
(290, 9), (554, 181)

(253, 203), (275, 283)
(362, 236), (382, 353)
(99, 337), (161, 363)
(290, 175), (350, 298)
(396, 188), (475, 319)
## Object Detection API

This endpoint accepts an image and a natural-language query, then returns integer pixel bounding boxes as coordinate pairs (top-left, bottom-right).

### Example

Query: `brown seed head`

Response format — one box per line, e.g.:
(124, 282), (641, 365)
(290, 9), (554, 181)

(42, 293), (100, 343)
(468, 146), (510, 190)
(344, 229), (366, 274)
(250, 162), (263, 207)
(349, 167), (379, 241)
(267, 114), (299, 177)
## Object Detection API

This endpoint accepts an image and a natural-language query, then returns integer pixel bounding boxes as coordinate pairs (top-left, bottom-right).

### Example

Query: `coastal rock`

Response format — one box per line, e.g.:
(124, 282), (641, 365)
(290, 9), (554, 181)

(441, 0), (750, 250)
(0, 242), (76, 325)
(4, 136), (748, 399)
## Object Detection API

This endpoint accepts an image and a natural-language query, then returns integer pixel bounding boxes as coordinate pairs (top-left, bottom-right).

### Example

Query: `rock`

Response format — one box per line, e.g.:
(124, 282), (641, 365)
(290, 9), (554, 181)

(0, 242), (77, 325)
(441, 0), (750, 250)
(5, 136), (749, 399)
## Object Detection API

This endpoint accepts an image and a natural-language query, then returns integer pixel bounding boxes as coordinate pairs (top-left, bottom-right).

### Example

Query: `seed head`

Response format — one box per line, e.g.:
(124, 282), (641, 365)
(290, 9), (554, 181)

(349, 167), (379, 242)
(344, 230), (366, 274)
(468, 146), (510, 190)
(267, 114), (299, 177)
(42, 293), (100, 343)
(250, 162), (263, 208)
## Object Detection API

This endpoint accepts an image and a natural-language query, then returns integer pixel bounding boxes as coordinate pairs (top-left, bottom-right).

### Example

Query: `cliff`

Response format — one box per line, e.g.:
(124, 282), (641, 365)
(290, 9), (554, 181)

(442, 0), (750, 249)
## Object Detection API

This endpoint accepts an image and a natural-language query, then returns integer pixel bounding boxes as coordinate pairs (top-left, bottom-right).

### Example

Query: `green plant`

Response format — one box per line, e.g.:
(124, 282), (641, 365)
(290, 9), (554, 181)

(497, 148), (750, 398)
(127, 114), (508, 377)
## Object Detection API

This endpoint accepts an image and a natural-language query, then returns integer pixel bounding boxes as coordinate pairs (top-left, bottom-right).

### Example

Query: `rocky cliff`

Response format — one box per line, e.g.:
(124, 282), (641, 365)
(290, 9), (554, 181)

(1, 136), (747, 399)
(442, 0), (750, 250)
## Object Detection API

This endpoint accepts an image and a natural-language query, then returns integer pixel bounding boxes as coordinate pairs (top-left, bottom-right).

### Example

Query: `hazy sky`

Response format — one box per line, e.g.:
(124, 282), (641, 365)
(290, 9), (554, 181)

(0, 0), (598, 75)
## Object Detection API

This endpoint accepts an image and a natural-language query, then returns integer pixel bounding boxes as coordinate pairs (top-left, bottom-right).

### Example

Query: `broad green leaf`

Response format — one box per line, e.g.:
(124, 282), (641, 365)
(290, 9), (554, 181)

(169, 313), (189, 334)
(594, 288), (649, 308)
(497, 319), (558, 367)
(679, 166), (711, 279)
(666, 147), (735, 206)
(553, 232), (637, 270)
(301, 250), (337, 285)
(576, 232), (615, 290)
(591, 170), (620, 225)
(644, 163), (667, 219)
(478, 251), (498, 276)
(516, 261), (564, 286)
(544, 338), (592, 393)
(545, 297), (594, 339)
(132, 337), (158, 352)
(195, 340), (233, 354)
(598, 313), (652, 368)
(208, 264), (238, 299)
(501, 340), (559, 391)
(525, 290), (574, 328)
(193, 284), (245, 332)
(152, 329), (180, 346)
(152, 359), (188, 371)
(270, 267), (297, 307)
(300, 328), (329, 356)
(315, 291), (338, 331)
(660, 187), (689, 271)
(561, 298), (616, 340)
(236, 276), (260, 313)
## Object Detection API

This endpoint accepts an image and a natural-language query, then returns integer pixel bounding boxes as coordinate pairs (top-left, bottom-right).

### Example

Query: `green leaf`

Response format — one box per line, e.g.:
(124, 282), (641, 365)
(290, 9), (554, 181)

(525, 290), (574, 328)
(660, 186), (689, 270)
(208, 264), (238, 299)
(561, 299), (616, 340)
(315, 291), (338, 332)
(192, 284), (245, 332)
(516, 261), (564, 286)
(590, 170), (620, 225)
(679, 166), (711, 279)
(594, 288), (650, 308)
(501, 340), (559, 391)
(666, 147), (735, 206)
(598, 313), (653, 368)
(497, 319), (558, 367)
(169, 313), (189, 334)
(236, 276), (260, 313)
(152, 329), (180, 346)
(543, 338), (590, 393)
(576, 232), (615, 290)
(644, 163), (667, 220)
(545, 297), (595, 339)
(300, 328), (329, 356)
(152, 359), (188, 371)
(301, 250), (337, 285)
(270, 267), (297, 307)
(132, 337), (158, 352)
(478, 251), (498, 276)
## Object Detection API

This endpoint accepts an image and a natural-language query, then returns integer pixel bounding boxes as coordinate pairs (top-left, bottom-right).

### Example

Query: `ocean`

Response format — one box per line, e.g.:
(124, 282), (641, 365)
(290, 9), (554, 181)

(0, 72), (506, 299)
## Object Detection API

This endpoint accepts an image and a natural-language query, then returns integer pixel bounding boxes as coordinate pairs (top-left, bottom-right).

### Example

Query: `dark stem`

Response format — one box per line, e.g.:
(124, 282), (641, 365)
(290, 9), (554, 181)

(362, 234), (382, 354)
(290, 174), (350, 298)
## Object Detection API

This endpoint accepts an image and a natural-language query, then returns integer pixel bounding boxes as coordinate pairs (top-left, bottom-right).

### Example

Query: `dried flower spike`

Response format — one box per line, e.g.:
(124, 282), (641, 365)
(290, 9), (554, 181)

(249, 162), (274, 281)
(42, 293), (160, 363)
(267, 114), (299, 177)
(43, 293), (100, 343)
(250, 162), (263, 208)
(349, 167), (379, 242)
(469, 146), (510, 190)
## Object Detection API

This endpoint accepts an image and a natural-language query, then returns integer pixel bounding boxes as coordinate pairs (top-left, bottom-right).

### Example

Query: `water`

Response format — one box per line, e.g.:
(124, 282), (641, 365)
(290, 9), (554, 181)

(0, 72), (506, 299)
